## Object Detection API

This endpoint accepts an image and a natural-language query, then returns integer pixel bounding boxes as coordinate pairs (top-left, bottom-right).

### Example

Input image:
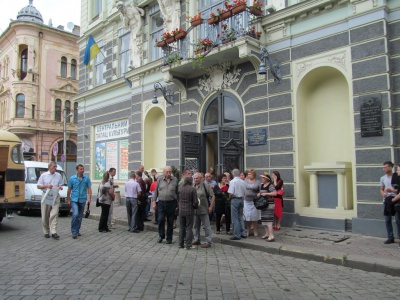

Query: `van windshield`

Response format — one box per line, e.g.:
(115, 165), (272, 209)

(25, 167), (68, 185)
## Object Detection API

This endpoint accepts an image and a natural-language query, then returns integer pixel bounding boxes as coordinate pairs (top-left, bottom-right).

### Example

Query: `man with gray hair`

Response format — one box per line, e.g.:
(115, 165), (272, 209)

(37, 161), (64, 239)
(228, 169), (247, 240)
(153, 166), (179, 244)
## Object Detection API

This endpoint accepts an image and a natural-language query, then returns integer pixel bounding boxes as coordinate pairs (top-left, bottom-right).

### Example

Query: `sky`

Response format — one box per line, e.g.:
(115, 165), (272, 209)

(0, 0), (81, 35)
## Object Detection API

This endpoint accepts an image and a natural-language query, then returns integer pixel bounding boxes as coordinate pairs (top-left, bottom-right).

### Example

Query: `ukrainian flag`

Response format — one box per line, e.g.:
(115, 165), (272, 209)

(83, 35), (101, 67)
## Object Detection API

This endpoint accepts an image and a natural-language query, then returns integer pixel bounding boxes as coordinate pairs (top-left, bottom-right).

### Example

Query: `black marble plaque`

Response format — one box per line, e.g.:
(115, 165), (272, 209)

(360, 95), (382, 137)
(247, 128), (267, 146)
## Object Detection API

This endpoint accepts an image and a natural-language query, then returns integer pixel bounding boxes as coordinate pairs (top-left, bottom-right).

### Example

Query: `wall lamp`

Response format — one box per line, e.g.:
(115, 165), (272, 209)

(258, 47), (281, 83)
(152, 82), (174, 106)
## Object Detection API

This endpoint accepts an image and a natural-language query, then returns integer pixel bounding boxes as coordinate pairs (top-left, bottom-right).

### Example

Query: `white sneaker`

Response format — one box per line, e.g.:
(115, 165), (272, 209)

(6, 214), (13, 219)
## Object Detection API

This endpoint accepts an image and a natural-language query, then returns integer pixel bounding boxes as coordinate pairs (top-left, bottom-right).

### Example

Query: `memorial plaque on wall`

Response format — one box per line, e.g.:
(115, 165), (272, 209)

(247, 128), (267, 146)
(360, 95), (382, 137)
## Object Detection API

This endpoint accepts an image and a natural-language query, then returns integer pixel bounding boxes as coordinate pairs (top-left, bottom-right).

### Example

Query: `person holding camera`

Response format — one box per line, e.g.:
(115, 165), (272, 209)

(98, 172), (115, 233)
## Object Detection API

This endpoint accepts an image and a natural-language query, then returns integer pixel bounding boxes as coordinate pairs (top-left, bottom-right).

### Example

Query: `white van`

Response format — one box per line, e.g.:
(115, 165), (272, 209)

(21, 161), (70, 216)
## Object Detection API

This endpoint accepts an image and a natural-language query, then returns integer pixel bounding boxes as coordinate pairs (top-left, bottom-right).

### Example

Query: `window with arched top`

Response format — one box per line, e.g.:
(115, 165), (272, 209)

(71, 59), (77, 79)
(61, 56), (67, 78)
(55, 99), (61, 121)
(65, 100), (71, 122)
(203, 92), (243, 128)
(73, 102), (78, 123)
(16, 93), (25, 118)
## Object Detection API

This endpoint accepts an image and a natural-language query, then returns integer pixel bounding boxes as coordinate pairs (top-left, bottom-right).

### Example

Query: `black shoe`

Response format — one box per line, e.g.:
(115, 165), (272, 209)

(157, 237), (163, 243)
(132, 230), (140, 233)
(384, 238), (395, 244)
(179, 244), (184, 248)
(153, 221), (158, 225)
(230, 237), (240, 240)
(77, 233), (81, 236)
(51, 233), (60, 240)
(241, 235), (247, 239)
(144, 218), (151, 222)
(166, 240), (172, 244)
(72, 235), (77, 239)
(44, 233), (50, 238)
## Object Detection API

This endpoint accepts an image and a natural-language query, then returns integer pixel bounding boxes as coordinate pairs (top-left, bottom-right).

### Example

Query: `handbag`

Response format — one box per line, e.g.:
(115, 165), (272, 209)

(96, 185), (101, 207)
(84, 203), (90, 218)
(253, 196), (269, 210)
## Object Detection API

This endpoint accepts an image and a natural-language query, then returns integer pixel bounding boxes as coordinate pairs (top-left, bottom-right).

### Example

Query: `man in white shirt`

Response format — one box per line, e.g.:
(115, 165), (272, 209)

(37, 161), (64, 239)
(228, 169), (247, 240)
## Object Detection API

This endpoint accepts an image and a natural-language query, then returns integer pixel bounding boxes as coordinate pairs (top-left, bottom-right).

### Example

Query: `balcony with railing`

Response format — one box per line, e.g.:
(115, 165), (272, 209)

(154, 3), (265, 79)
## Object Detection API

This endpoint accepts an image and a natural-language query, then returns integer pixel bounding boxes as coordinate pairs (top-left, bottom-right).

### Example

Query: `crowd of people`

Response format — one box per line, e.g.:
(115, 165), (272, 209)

(17, 159), (400, 251)
(35, 161), (286, 246)
(150, 166), (285, 249)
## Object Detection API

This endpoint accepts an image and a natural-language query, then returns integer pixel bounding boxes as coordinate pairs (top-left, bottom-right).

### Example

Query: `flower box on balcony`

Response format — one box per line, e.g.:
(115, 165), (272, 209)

(191, 18), (203, 27)
(165, 36), (175, 44)
(156, 40), (167, 47)
(249, 6), (262, 16)
(220, 10), (232, 21)
(174, 31), (187, 40)
(232, 4), (247, 15)
(195, 47), (210, 55)
(208, 16), (220, 25)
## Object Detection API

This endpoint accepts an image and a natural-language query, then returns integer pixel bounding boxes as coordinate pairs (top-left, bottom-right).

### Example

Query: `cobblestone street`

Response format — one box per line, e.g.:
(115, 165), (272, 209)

(1, 215), (400, 299)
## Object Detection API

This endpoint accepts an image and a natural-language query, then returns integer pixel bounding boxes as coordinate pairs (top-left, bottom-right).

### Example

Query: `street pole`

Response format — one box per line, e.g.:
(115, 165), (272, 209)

(63, 109), (67, 172)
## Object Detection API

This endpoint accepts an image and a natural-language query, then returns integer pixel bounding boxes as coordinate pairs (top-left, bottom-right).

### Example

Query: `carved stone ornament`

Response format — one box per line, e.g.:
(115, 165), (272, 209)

(296, 62), (312, 77)
(199, 63), (241, 93)
(328, 52), (346, 69)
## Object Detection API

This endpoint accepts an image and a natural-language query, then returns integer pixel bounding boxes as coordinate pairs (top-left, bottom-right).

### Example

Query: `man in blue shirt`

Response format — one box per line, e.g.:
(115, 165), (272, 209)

(67, 164), (92, 239)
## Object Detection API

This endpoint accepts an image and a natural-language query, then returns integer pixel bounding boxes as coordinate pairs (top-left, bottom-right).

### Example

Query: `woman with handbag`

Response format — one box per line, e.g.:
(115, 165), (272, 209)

(272, 171), (284, 230)
(98, 172), (115, 233)
(243, 169), (261, 237)
(258, 172), (277, 242)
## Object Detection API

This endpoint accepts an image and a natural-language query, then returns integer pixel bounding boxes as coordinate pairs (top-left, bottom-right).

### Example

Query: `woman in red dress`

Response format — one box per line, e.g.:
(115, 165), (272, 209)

(272, 171), (284, 230)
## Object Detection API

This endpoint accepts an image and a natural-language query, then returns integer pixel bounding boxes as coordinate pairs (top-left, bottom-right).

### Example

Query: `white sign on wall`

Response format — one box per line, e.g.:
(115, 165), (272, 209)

(95, 120), (129, 141)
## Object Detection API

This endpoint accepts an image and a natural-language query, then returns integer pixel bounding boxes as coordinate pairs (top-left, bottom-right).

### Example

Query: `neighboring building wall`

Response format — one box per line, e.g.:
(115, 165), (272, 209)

(0, 19), (80, 163)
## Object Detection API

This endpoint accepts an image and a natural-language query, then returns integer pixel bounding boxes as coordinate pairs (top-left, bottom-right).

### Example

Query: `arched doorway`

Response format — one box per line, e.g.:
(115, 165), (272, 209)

(181, 91), (244, 175)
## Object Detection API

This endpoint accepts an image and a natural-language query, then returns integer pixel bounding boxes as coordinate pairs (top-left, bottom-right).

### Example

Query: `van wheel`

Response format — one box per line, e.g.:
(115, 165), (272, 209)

(0, 216), (3, 223)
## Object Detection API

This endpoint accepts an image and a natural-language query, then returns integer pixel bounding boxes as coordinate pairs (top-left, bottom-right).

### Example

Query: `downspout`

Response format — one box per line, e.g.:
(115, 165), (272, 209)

(36, 31), (43, 160)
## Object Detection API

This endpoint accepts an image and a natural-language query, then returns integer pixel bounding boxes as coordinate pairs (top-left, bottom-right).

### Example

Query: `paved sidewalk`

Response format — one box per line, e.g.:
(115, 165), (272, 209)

(88, 201), (400, 276)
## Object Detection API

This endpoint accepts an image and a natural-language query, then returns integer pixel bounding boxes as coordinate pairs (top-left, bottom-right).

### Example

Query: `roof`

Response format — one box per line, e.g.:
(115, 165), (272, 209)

(0, 130), (21, 143)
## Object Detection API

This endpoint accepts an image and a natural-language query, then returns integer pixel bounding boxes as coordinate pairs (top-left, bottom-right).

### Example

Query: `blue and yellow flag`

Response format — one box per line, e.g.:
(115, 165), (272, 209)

(83, 35), (100, 67)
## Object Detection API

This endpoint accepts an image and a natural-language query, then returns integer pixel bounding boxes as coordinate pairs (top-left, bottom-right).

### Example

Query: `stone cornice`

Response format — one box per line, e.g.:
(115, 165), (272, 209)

(261, 0), (348, 27)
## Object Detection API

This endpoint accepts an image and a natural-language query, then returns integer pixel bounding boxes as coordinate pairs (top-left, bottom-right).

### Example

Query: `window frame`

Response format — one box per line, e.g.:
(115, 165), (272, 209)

(15, 93), (25, 118)
(71, 59), (77, 80)
(61, 56), (67, 78)
(55, 99), (62, 122)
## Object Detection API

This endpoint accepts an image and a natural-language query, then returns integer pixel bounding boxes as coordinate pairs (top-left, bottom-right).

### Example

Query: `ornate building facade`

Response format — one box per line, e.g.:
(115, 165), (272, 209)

(76, 0), (400, 237)
(0, 0), (80, 176)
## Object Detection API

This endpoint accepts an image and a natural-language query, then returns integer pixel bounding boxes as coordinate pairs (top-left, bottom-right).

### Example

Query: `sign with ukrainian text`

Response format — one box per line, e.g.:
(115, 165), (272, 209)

(247, 128), (267, 146)
(95, 120), (129, 141)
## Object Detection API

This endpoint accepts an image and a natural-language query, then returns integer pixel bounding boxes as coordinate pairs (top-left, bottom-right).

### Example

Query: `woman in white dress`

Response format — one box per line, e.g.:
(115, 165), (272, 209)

(243, 169), (261, 237)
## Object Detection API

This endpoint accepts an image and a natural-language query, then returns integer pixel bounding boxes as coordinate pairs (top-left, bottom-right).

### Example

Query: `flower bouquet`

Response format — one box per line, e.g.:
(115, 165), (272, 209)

(232, 0), (247, 15)
(188, 12), (203, 27)
(250, 0), (263, 16)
